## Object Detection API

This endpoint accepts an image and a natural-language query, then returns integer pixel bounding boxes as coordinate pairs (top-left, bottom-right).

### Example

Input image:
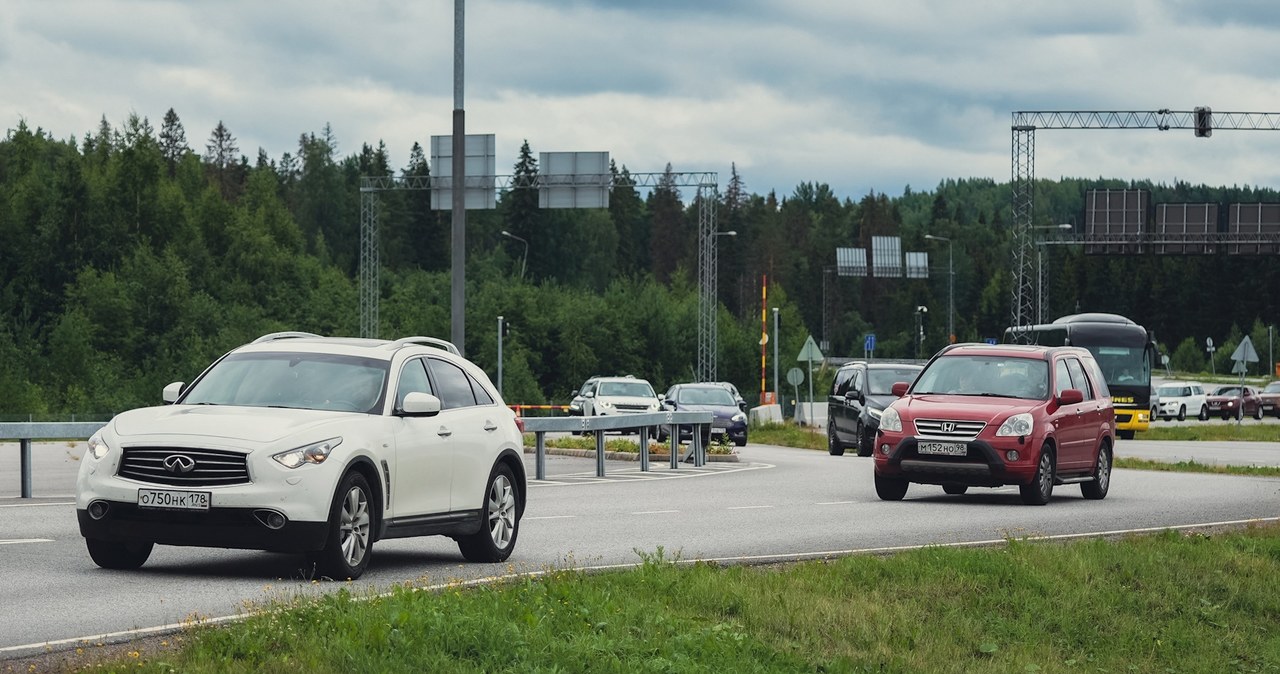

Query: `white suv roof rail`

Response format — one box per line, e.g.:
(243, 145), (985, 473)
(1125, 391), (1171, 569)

(252, 331), (322, 344)
(388, 336), (460, 356)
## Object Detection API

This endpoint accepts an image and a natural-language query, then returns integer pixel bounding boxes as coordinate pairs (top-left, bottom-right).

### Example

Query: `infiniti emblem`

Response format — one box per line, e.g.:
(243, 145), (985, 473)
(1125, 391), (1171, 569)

(940, 422), (956, 433)
(163, 454), (196, 474)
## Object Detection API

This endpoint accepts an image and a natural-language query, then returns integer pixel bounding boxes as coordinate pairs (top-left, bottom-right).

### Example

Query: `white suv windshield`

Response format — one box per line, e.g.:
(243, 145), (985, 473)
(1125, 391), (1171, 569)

(597, 381), (655, 398)
(183, 352), (389, 413)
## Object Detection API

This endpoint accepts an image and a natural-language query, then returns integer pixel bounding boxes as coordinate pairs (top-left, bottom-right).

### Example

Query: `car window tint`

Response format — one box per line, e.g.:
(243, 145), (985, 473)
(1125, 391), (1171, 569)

(428, 358), (478, 409)
(1065, 358), (1094, 400)
(396, 359), (433, 409)
(469, 373), (495, 406)
(833, 368), (855, 396)
(1054, 360), (1072, 397)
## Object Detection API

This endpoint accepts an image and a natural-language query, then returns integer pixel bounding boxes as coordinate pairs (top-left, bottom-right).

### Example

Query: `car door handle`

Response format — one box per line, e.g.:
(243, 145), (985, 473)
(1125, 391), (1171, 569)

(483, 421), (498, 432)
(437, 426), (452, 438)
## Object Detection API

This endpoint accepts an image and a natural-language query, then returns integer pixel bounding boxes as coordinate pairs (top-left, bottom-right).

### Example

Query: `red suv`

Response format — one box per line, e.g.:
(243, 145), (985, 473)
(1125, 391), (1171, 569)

(873, 343), (1115, 505)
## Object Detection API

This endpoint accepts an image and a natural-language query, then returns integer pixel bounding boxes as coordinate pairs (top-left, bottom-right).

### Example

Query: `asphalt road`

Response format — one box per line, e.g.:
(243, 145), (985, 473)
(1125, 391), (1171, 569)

(1, 439), (1279, 659)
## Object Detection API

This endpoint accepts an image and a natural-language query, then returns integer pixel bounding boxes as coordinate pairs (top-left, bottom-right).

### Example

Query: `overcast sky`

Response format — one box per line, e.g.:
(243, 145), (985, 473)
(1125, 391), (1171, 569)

(4, 0), (1280, 201)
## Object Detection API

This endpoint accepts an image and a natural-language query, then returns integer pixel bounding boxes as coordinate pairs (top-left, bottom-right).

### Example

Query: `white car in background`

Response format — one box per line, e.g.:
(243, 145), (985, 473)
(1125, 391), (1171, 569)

(76, 332), (527, 580)
(1155, 381), (1208, 421)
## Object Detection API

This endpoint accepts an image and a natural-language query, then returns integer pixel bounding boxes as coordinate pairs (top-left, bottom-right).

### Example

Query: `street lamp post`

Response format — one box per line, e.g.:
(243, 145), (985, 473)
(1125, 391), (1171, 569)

(1033, 223), (1072, 323)
(915, 306), (928, 359)
(500, 230), (529, 280)
(923, 235), (953, 343)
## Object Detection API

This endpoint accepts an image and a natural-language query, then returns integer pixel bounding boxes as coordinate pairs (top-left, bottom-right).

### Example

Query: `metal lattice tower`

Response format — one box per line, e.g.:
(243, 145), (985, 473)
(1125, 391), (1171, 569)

(1008, 108), (1280, 337)
(695, 183), (720, 383)
(359, 187), (380, 338)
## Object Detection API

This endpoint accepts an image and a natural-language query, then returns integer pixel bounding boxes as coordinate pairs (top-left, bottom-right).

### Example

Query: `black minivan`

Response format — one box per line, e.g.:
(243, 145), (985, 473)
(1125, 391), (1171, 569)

(827, 361), (923, 456)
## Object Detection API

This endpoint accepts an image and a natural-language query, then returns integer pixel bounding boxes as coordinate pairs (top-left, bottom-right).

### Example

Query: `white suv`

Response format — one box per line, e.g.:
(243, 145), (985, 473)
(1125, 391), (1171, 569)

(576, 375), (662, 419)
(76, 332), (526, 580)
(1155, 381), (1208, 421)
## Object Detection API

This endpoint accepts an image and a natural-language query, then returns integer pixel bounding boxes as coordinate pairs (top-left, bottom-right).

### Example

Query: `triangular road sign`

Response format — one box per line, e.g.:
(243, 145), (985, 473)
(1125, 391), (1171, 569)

(797, 335), (824, 362)
(1230, 336), (1260, 363)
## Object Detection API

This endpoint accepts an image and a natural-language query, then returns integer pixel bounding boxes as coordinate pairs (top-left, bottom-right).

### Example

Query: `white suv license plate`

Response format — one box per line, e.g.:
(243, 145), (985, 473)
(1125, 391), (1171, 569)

(137, 488), (211, 511)
(918, 441), (967, 456)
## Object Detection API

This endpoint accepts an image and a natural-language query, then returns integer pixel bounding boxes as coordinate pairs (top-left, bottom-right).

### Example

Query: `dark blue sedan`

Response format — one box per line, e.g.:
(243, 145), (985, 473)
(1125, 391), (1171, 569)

(660, 383), (749, 447)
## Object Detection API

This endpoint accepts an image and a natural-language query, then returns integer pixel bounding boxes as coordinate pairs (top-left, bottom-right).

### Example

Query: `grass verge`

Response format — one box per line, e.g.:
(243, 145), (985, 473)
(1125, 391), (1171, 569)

(1138, 424), (1280, 442)
(51, 524), (1280, 673)
(1113, 457), (1280, 478)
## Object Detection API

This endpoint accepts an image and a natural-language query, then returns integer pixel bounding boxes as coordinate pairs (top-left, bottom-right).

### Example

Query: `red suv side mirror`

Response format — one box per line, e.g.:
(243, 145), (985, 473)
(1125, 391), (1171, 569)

(1058, 389), (1085, 405)
(891, 381), (909, 397)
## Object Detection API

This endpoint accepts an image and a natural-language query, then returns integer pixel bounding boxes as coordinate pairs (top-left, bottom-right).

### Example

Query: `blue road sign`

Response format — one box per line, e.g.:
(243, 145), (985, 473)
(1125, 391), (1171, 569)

(864, 333), (876, 352)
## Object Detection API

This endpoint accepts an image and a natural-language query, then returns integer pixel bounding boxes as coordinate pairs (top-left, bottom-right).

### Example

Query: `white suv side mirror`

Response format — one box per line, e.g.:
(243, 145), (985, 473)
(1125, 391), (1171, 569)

(162, 382), (185, 404)
(400, 392), (443, 417)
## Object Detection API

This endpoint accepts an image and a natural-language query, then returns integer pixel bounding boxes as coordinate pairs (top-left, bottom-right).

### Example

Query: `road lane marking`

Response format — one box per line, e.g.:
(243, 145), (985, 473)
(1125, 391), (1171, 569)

(0, 539), (55, 545)
(0, 501), (75, 508)
(525, 515), (577, 521)
(815, 501), (855, 505)
(632, 510), (679, 515)
(727, 505), (774, 510)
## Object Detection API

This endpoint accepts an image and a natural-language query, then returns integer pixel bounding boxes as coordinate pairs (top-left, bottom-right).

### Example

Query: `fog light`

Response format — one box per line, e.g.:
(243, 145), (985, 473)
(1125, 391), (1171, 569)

(880, 444), (890, 455)
(1006, 450), (1020, 462)
(87, 500), (109, 520)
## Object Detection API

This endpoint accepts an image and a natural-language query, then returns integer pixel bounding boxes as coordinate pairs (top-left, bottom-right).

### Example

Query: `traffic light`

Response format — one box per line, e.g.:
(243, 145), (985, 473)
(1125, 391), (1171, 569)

(1194, 106), (1212, 138)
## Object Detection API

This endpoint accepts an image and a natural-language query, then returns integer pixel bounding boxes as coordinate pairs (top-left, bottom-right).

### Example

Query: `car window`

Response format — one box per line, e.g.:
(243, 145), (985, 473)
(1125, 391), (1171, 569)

(470, 374), (496, 406)
(678, 387), (735, 406)
(868, 368), (920, 395)
(427, 358), (478, 409)
(832, 367), (855, 396)
(1065, 358), (1094, 400)
(1054, 360), (1072, 397)
(598, 381), (656, 398)
(914, 355), (1047, 399)
(1081, 356), (1111, 398)
(396, 358), (433, 409)
(1215, 386), (1240, 396)
(1265, 383), (1280, 394)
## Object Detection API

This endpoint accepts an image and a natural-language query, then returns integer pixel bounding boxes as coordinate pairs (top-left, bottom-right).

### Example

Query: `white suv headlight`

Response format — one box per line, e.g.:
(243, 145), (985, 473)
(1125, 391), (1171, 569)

(87, 432), (111, 460)
(879, 406), (902, 433)
(997, 413), (1034, 437)
(272, 437), (343, 469)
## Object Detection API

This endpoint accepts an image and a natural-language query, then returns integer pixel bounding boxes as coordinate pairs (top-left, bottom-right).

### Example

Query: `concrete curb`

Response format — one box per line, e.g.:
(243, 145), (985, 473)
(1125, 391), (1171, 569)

(521, 446), (741, 463)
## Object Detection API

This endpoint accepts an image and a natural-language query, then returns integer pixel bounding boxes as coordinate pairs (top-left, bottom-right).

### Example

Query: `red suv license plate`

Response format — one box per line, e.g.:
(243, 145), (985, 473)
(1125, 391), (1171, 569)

(918, 441), (966, 456)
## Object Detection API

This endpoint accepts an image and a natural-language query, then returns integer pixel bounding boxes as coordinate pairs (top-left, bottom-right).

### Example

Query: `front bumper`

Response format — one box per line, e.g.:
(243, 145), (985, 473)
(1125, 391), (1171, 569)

(78, 503), (328, 551)
(874, 436), (1038, 487)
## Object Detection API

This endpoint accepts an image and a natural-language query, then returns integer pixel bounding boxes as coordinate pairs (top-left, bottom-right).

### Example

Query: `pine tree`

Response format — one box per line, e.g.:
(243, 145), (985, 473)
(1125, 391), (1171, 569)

(205, 121), (240, 199)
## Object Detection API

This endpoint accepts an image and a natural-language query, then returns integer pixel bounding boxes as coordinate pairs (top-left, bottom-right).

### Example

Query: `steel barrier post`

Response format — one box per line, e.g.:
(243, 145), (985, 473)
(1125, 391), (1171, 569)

(638, 426), (650, 472)
(535, 431), (546, 481)
(669, 423), (680, 469)
(595, 428), (606, 477)
(20, 438), (33, 498)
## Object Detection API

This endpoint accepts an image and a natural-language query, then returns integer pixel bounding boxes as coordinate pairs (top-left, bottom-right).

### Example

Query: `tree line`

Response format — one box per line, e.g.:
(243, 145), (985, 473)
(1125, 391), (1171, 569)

(2, 111), (1278, 417)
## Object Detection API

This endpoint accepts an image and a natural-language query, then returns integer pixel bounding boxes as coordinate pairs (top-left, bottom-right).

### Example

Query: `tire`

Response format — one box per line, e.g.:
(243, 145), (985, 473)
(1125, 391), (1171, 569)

(874, 472), (908, 501)
(1254, 405), (1264, 420)
(1177, 405), (1186, 421)
(827, 422), (846, 456)
(856, 421), (874, 458)
(1198, 406), (1208, 421)
(942, 484), (968, 495)
(310, 472), (375, 580)
(1019, 445), (1055, 506)
(1081, 442), (1112, 500)
(458, 463), (520, 563)
(734, 433), (747, 448)
(85, 538), (153, 570)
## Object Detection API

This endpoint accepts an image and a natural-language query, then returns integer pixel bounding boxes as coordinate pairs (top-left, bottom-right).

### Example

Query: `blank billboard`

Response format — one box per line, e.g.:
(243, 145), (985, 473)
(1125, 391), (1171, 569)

(539, 151), (610, 208)
(904, 251), (930, 279)
(871, 236), (902, 278)
(1085, 189), (1148, 254)
(1228, 203), (1280, 254)
(1154, 203), (1216, 254)
(836, 247), (867, 277)
(430, 134), (497, 210)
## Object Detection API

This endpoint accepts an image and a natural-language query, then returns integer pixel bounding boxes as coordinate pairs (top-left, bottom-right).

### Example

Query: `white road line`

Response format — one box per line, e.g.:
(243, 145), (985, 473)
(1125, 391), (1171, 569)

(726, 505), (774, 510)
(525, 515), (577, 521)
(632, 510), (679, 515)
(0, 539), (55, 545)
(815, 501), (855, 505)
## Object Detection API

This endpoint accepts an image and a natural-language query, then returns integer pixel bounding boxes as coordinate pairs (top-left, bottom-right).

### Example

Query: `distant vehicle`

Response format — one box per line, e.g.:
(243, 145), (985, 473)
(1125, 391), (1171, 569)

(1005, 313), (1155, 439)
(1206, 385), (1264, 420)
(567, 375), (662, 434)
(1155, 381), (1208, 421)
(827, 361), (923, 457)
(873, 343), (1114, 505)
(660, 383), (748, 447)
(1259, 381), (1280, 418)
(75, 332), (527, 580)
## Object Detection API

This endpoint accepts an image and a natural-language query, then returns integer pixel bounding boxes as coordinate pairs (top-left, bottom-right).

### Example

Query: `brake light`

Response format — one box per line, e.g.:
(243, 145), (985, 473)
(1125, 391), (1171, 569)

(514, 416), (526, 433)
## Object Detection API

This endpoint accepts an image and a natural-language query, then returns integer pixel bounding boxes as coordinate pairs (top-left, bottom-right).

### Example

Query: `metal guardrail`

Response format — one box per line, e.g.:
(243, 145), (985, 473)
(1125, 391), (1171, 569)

(1, 422), (107, 498)
(522, 411), (714, 480)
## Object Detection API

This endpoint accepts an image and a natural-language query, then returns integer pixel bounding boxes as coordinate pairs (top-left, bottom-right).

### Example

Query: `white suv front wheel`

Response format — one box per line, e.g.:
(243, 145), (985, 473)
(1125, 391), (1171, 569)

(311, 472), (374, 580)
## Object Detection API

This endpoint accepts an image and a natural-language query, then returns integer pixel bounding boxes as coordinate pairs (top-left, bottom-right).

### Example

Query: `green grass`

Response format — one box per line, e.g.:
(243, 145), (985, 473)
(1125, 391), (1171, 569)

(746, 421), (827, 450)
(1139, 424), (1280, 442)
(1114, 457), (1280, 478)
(77, 525), (1280, 673)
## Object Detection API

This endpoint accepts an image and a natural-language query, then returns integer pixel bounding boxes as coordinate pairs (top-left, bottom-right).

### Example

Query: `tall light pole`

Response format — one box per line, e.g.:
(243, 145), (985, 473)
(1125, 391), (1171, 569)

(1033, 223), (1072, 323)
(915, 306), (928, 359)
(923, 235), (953, 343)
(500, 230), (528, 280)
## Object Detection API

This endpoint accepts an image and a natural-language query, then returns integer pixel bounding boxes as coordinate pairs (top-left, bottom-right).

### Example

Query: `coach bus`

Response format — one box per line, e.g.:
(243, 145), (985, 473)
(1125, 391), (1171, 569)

(1005, 313), (1156, 439)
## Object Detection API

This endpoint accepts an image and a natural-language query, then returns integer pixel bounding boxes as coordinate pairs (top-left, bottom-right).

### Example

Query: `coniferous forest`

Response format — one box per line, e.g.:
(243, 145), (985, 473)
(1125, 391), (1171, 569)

(2, 111), (1279, 418)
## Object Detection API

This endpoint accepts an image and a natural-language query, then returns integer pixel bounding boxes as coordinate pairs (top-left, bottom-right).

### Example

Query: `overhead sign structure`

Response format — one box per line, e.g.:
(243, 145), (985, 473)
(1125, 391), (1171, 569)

(430, 134), (497, 210)
(539, 152), (610, 208)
